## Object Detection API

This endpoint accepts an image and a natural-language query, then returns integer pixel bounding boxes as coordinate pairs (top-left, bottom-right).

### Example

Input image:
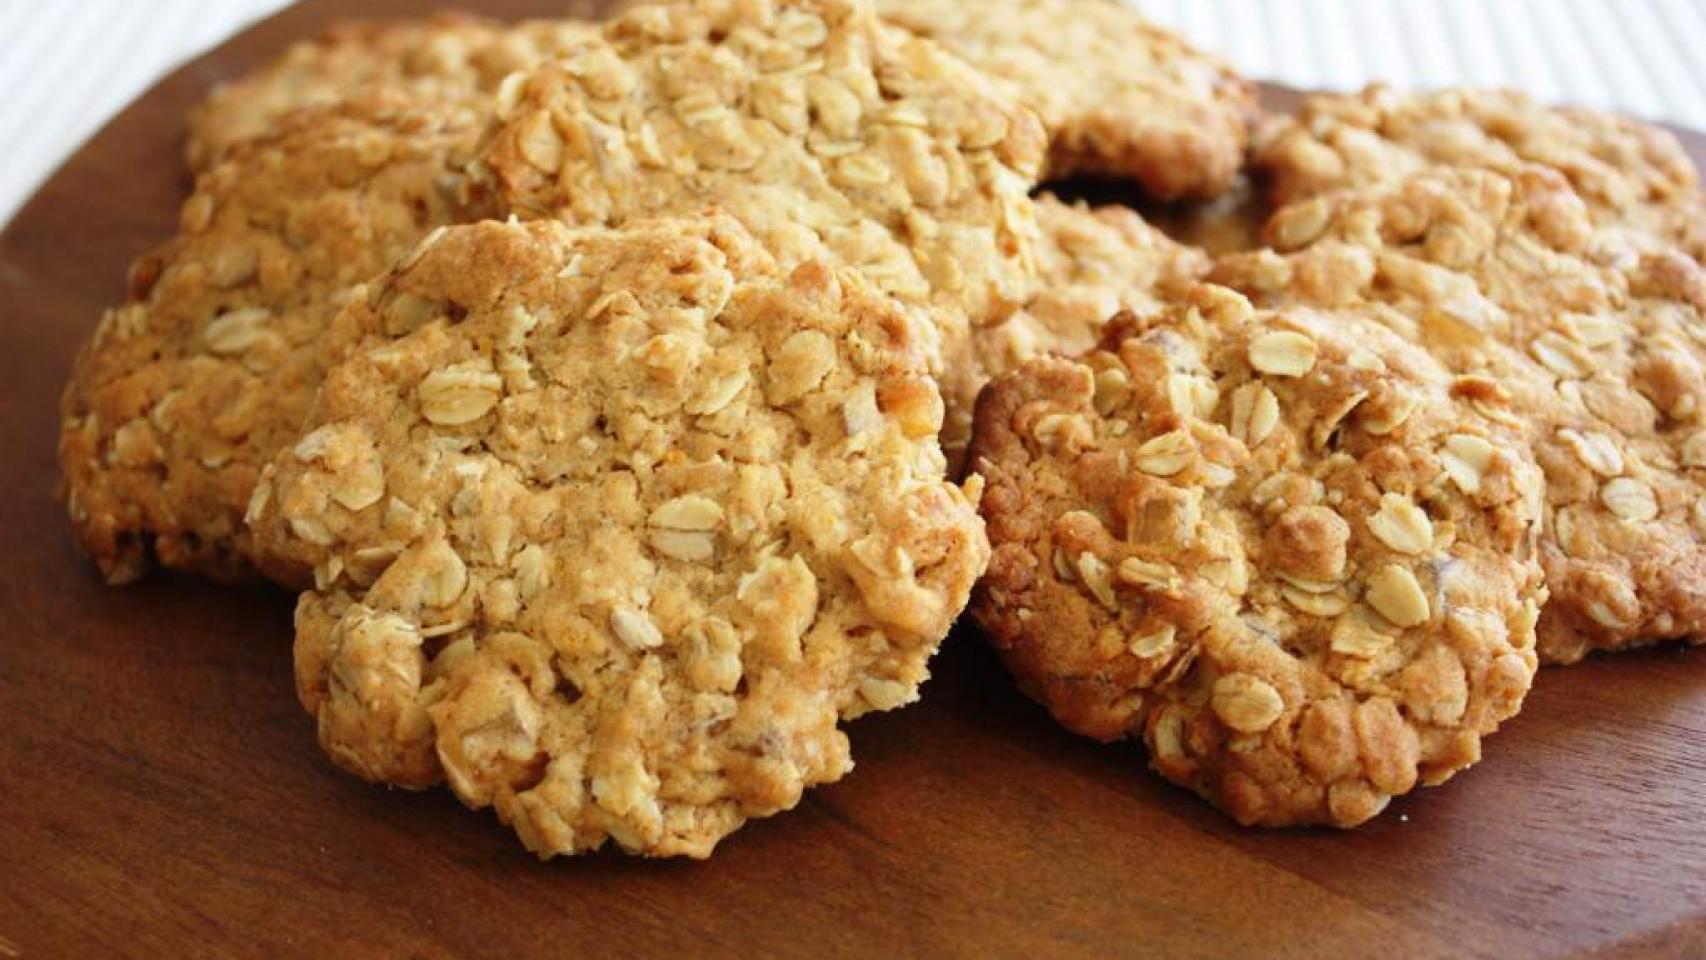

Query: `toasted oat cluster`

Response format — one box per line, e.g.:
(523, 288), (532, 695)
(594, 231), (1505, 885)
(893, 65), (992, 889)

(1215, 162), (1706, 663)
(973, 194), (1210, 385)
(479, 0), (1047, 461)
(876, 0), (1253, 199)
(245, 215), (989, 857)
(970, 285), (1546, 826)
(188, 14), (600, 170)
(59, 96), (487, 585)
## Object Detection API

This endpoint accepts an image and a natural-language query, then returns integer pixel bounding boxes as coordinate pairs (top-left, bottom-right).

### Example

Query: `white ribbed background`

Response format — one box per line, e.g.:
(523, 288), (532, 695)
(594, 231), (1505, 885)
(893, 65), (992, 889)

(3, 0), (1705, 227)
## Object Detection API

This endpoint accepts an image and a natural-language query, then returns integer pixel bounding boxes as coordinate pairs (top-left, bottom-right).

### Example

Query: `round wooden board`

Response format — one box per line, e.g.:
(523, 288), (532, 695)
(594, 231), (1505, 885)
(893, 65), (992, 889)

(1, 4), (1703, 958)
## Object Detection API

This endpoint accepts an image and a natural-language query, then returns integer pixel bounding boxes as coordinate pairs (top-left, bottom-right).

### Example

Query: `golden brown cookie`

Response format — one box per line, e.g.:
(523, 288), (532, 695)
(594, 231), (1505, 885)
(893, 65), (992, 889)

(1215, 164), (1706, 663)
(970, 284), (1545, 827)
(187, 14), (600, 170)
(608, 0), (1253, 198)
(59, 96), (487, 585)
(973, 194), (1209, 385)
(246, 214), (989, 858)
(876, 0), (1254, 198)
(478, 0), (1047, 464)
(1254, 85), (1698, 239)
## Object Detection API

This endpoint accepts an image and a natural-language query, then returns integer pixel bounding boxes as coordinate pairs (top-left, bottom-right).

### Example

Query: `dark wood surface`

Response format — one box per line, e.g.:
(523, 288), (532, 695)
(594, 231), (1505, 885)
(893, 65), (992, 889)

(1, 3), (1703, 958)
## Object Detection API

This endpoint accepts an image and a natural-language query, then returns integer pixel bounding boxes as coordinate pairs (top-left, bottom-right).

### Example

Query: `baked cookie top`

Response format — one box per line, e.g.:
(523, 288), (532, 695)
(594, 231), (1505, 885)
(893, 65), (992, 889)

(188, 14), (600, 170)
(1215, 163), (1706, 663)
(59, 96), (485, 585)
(1254, 86), (1699, 233)
(246, 214), (989, 858)
(478, 0), (1047, 462)
(969, 284), (1545, 827)
(877, 0), (1253, 199)
(973, 194), (1209, 387)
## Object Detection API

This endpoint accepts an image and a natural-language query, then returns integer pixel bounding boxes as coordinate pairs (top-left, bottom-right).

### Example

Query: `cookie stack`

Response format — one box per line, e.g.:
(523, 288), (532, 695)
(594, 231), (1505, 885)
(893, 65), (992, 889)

(56, 0), (1704, 856)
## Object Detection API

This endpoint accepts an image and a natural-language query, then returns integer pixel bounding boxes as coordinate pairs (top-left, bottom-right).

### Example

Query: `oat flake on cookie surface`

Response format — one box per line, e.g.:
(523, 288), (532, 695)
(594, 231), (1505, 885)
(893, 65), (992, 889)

(478, 0), (1047, 465)
(969, 284), (1545, 827)
(246, 214), (988, 858)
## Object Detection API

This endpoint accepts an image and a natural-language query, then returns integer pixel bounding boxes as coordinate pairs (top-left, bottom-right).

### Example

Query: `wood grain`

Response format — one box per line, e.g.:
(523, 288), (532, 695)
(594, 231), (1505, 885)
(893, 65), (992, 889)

(0, 4), (1702, 958)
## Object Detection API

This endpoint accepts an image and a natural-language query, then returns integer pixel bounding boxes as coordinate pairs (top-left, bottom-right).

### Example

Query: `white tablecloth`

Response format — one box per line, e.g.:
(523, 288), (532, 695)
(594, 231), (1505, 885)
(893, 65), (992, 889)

(3, 0), (1705, 227)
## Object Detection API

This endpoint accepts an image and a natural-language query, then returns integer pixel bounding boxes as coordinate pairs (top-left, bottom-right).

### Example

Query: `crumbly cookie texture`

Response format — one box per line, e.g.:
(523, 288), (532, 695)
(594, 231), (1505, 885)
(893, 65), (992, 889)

(246, 215), (989, 858)
(876, 0), (1253, 199)
(973, 194), (1209, 385)
(1214, 164), (1706, 663)
(188, 14), (600, 170)
(1254, 85), (1699, 234)
(969, 284), (1545, 827)
(60, 96), (486, 585)
(478, 0), (1046, 464)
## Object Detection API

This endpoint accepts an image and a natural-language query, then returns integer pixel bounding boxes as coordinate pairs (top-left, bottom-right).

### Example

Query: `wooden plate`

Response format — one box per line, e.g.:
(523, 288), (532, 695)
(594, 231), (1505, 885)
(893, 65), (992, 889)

(1, 3), (1702, 957)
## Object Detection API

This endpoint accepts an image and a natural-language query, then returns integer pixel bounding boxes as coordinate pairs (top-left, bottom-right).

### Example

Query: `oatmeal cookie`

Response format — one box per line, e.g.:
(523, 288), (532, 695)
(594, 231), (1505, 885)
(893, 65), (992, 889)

(969, 284), (1545, 827)
(187, 14), (600, 170)
(1214, 164), (1706, 662)
(1254, 86), (1699, 239)
(875, 0), (1253, 198)
(973, 194), (1209, 385)
(246, 214), (989, 858)
(607, 0), (1251, 198)
(478, 0), (1046, 463)
(59, 96), (486, 584)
